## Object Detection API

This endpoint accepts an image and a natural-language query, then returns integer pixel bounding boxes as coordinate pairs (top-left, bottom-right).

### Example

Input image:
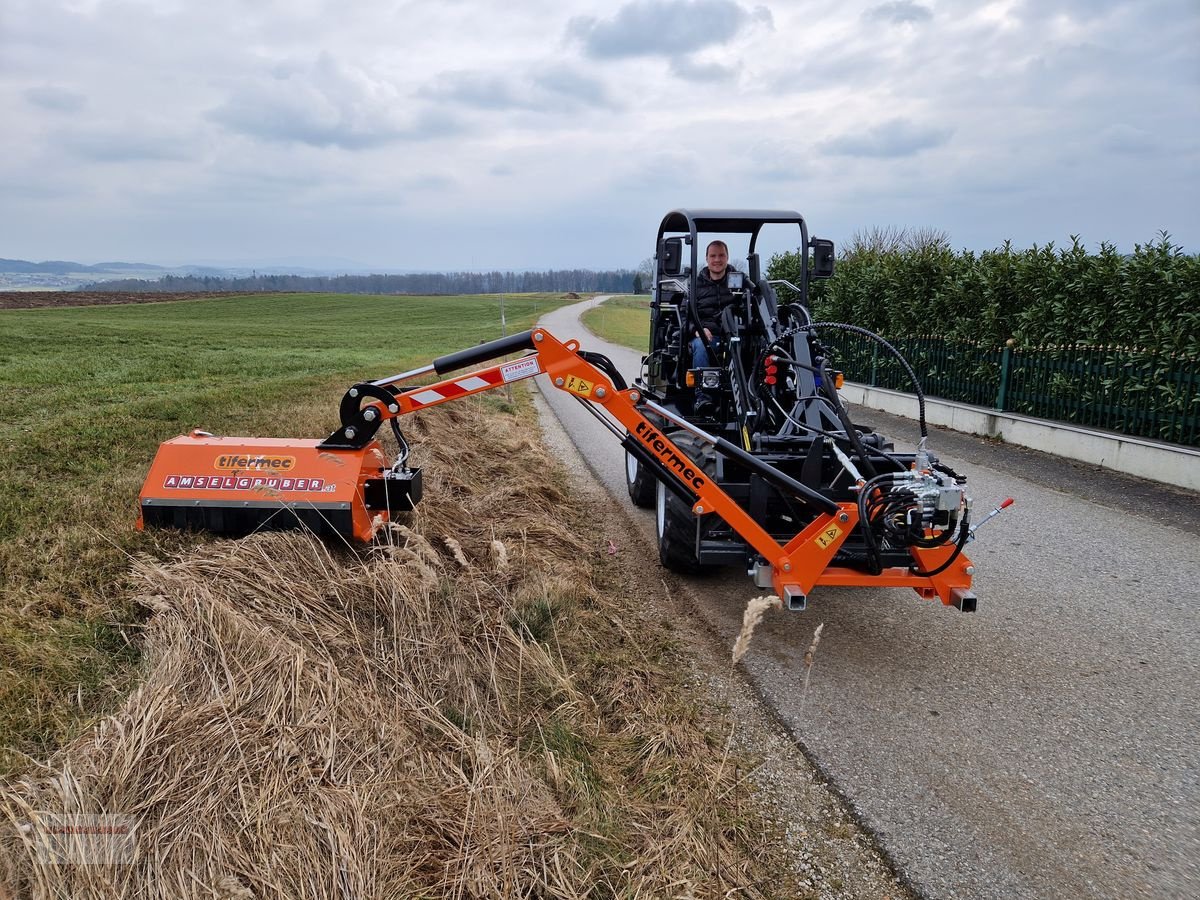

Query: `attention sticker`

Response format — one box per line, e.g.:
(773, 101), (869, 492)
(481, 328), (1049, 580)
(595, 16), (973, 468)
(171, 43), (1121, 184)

(500, 357), (541, 383)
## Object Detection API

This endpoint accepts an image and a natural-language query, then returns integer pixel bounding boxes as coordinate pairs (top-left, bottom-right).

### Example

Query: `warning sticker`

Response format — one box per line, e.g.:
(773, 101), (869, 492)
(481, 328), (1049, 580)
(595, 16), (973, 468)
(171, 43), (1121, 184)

(500, 356), (541, 383)
(563, 374), (593, 396)
(814, 524), (843, 550)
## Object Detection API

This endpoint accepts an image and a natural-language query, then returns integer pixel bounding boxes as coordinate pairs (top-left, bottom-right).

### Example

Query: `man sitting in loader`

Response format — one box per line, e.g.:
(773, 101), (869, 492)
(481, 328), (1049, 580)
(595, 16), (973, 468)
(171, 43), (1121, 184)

(690, 239), (741, 416)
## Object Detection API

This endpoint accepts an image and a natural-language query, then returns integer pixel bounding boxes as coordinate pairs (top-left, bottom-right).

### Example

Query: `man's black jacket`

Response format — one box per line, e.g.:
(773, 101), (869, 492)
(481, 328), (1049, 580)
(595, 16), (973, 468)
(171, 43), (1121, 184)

(693, 265), (739, 334)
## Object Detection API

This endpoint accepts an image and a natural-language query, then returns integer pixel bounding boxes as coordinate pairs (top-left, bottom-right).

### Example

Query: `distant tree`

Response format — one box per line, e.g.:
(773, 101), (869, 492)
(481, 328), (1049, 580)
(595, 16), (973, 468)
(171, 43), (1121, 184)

(82, 268), (639, 295)
(843, 225), (950, 258)
(632, 272), (645, 294)
(904, 226), (951, 253)
(844, 225), (908, 257)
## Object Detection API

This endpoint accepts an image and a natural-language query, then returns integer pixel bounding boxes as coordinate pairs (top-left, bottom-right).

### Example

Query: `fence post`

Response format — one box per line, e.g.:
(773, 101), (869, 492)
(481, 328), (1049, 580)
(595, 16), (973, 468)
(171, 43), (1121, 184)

(870, 343), (878, 387)
(995, 341), (1013, 411)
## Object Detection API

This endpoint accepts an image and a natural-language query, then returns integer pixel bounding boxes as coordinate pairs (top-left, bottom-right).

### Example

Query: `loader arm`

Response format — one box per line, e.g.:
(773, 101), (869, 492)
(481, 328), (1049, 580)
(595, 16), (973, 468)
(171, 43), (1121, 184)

(305, 327), (976, 609)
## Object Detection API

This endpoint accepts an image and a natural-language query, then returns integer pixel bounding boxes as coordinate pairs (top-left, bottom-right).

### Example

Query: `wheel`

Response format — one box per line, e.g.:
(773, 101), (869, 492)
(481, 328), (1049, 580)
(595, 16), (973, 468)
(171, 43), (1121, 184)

(625, 447), (657, 508)
(654, 433), (715, 574)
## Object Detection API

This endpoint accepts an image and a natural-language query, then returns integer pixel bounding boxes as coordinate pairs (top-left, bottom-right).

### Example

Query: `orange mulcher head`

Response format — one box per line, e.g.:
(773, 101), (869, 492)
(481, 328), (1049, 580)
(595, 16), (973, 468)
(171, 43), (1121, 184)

(137, 430), (421, 543)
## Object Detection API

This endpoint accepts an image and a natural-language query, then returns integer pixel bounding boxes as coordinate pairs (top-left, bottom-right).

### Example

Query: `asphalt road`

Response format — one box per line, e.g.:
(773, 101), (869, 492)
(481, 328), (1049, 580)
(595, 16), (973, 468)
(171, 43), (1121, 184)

(534, 297), (1200, 900)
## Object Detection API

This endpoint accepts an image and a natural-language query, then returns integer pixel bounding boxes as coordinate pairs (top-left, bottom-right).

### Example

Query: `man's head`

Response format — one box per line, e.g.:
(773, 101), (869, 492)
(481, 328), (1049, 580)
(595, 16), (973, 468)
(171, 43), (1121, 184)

(706, 240), (729, 279)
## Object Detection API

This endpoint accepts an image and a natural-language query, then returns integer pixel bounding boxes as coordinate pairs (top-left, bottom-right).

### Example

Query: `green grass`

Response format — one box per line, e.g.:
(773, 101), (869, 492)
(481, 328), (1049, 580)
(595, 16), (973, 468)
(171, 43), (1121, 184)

(0, 291), (569, 771)
(580, 294), (651, 352)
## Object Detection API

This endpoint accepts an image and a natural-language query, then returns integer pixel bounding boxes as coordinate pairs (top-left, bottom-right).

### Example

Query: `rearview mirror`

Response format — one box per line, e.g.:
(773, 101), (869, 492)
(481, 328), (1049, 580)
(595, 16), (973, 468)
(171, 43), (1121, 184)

(661, 237), (683, 276)
(810, 238), (835, 278)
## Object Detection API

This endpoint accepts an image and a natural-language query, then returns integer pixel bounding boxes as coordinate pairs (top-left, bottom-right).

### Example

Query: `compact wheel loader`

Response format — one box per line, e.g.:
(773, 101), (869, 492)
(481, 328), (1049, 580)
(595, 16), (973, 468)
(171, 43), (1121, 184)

(139, 208), (1005, 610)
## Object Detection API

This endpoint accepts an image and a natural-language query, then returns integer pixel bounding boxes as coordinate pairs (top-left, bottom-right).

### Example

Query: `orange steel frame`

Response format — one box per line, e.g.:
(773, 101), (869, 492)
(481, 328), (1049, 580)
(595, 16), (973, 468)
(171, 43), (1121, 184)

(371, 328), (974, 605)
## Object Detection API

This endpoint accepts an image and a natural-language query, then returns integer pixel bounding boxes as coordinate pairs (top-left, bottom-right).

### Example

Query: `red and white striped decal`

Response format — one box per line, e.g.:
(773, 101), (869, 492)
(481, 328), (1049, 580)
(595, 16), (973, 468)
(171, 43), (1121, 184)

(405, 370), (505, 409)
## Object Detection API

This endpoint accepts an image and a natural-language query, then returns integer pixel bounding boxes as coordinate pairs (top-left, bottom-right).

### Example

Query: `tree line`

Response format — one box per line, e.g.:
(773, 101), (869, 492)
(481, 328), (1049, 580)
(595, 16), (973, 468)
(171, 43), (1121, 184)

(83, 269), (638, 295)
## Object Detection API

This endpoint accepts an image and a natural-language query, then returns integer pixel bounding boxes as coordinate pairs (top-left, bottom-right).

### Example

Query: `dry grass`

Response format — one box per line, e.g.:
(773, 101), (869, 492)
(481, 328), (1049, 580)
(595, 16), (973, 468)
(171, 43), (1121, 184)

(1, 399), (787, 898)
(731, 596), (782, 665)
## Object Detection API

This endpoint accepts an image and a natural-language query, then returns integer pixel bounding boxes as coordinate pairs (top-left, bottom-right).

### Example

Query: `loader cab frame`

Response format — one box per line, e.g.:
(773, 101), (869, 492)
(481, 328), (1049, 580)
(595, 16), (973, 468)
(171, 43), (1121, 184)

(645, 209), (835, 421)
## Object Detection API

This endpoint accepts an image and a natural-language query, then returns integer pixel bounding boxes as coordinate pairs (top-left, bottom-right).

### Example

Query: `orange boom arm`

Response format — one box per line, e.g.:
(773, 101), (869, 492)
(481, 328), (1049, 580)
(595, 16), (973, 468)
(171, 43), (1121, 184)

(141, 327), (977, 609)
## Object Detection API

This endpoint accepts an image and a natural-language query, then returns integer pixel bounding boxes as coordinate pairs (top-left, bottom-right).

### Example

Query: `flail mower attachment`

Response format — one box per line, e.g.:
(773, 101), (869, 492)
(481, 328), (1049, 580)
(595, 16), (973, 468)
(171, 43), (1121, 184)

(136, 330), (541, 544)
(138, 432), (421, 543)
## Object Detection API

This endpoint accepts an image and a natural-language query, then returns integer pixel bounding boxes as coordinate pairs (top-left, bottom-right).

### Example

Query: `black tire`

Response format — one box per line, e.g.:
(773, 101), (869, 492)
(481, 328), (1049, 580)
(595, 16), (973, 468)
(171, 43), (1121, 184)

(625, 447), (657, 508)
(655, 433), (715, 574)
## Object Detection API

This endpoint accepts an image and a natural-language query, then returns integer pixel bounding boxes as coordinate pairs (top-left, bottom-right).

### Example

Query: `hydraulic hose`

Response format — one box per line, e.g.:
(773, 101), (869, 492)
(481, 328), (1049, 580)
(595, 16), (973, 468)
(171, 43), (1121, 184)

(819, 357), (878, 479)
(765, 396), (908, 473)
(791, 322), (929, 440)
(909, 516), (971, 577)
(856, 472), (897, 575)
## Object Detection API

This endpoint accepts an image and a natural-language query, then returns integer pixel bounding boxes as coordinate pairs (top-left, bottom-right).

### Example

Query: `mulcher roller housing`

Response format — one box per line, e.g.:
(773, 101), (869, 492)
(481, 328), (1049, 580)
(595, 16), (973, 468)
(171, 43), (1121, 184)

(138, 432), (420, 543)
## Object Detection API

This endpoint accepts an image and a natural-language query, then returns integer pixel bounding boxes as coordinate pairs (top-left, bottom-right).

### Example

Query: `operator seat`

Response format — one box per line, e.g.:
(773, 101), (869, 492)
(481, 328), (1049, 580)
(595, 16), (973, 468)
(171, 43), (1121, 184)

(747, 253), (779, 319)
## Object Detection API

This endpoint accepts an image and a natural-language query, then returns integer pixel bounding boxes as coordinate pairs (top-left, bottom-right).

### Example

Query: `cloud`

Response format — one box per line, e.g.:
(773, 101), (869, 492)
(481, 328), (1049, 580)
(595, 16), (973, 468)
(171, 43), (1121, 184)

(864, 1), (933, 24)
(766, 47), (890, 93)
(3, 0), (1196, 264)
(610, 152), (699, 194)
(209, 54), (456, 149)
(1100, 124), (1159, 154)
(419, 65), (613, 114)
(820, 119), (953, 158)
(23, 85), (88, 113)
(669, 56), (737, 82)
(419, 72), (532, 110)
(568, 0), (769, 59)
(58, 128), (196, 163)
(531, 66), (614, 108)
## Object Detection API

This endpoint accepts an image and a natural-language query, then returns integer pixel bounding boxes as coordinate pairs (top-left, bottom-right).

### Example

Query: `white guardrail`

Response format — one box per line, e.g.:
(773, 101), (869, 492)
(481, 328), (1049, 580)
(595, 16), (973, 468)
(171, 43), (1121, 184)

(840, 382), (1200, 494)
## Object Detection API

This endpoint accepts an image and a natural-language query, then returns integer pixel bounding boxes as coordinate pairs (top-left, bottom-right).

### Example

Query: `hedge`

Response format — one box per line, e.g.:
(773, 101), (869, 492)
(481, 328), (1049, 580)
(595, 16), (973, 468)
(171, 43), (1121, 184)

(767, 234), (1200, 355)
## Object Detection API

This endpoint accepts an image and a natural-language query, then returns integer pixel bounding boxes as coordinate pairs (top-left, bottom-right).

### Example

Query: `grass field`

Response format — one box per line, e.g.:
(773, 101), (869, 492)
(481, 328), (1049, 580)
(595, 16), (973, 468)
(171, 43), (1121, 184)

(0, 290), (909, 895)
(0, 292), (567, 770)
(580, 294), (650, 352)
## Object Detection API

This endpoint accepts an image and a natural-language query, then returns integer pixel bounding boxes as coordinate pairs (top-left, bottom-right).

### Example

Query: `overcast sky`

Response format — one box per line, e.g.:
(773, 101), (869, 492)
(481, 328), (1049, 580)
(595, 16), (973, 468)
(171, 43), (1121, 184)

(2, 0), (1198, 269)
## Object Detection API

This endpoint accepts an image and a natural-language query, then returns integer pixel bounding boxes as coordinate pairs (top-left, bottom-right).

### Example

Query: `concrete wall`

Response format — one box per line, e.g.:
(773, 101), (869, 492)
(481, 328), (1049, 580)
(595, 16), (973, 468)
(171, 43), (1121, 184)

(840, 383), (1200, 493)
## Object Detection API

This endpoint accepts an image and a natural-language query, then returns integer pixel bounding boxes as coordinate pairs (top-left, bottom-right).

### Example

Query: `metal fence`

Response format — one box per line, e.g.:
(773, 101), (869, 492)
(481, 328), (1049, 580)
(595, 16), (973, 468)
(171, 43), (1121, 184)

(822, 333), (1200, 448)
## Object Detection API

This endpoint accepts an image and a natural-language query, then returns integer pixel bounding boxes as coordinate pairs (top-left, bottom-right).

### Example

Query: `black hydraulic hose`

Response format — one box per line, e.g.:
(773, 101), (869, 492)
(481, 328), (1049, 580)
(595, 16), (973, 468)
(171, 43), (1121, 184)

(795, 322), (929, 440)
(578, 351), (628, 391)
(765, 395), (908, 473)
(819, 357), (878, 479)
(782, 302), (812, 326)
(856, 472), (897, 575)
(909, 515), (971, 577)
(687, 291), (718, 359)
(389, 418), (410, 466)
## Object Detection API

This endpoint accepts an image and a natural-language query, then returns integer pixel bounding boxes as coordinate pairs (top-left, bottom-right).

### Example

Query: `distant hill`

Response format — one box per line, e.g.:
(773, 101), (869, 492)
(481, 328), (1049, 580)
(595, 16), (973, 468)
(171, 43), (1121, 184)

(1, 258), (97, 274)
(0, 258), (159, 274)
(0, 257), (222, 291)
(93, 261), (166, 272)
